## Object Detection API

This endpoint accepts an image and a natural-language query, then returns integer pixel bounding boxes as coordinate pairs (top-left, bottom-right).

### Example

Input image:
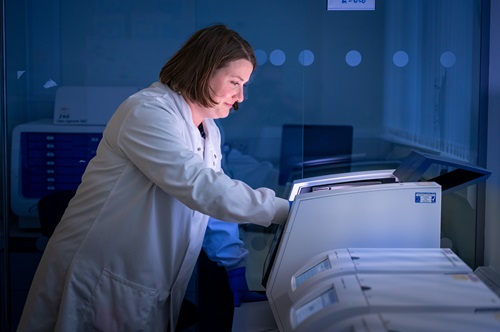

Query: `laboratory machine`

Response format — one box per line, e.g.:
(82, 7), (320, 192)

(305, 312), (500, 332)
(262, 151), (491, 332)
(291, 272), (500, 331)
(290, 247), (472, 302)
(267, 179), (440, 331)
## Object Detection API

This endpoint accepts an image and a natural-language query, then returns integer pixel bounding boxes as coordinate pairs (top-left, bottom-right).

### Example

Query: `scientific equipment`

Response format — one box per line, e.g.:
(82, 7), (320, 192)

(291, 272), (500, 331)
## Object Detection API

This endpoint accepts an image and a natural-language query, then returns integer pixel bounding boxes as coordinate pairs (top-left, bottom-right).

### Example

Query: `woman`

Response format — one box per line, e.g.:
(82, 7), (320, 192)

(17, 24), (289, 332)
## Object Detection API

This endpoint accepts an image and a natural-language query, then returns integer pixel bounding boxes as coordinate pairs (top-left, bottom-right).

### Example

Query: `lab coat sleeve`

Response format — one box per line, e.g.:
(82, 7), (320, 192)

(110, 98), (289, 226)
(202, 218), (248, 270)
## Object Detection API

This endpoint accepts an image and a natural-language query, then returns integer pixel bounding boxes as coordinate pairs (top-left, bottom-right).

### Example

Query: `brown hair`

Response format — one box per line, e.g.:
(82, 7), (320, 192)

(159, 24), (256, 108)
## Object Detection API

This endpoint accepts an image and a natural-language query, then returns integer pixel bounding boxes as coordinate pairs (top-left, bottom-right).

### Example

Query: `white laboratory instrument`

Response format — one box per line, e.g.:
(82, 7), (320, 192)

(266, 180), (442, 332)
(262, 152), (491, 332)
(313, 312), (500, 332)
(291, 273), (500, 331)
(290, 248), (472, 301)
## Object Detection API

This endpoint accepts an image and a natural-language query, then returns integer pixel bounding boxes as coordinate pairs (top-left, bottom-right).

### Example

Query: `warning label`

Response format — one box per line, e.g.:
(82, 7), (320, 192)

(415, 192), (437, 203)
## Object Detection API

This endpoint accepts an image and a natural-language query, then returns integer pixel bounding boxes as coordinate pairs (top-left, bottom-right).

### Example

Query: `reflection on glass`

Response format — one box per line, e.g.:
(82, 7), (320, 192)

(43, 79), (58, 89)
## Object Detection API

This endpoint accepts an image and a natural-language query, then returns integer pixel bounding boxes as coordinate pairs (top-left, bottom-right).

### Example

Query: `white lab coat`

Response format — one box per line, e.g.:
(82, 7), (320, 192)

(17, 82), (289, 332)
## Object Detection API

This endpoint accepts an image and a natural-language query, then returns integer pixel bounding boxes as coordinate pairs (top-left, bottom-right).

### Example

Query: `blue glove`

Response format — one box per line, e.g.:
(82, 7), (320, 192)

(227, 267), (267, 307)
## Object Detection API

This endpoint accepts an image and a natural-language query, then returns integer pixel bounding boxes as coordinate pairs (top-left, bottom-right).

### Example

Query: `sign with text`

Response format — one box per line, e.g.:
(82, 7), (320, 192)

(327, 0), (375, 11)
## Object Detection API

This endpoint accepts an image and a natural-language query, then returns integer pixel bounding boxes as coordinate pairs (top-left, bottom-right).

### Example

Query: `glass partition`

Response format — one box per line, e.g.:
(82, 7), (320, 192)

(1, 0), (487, 330)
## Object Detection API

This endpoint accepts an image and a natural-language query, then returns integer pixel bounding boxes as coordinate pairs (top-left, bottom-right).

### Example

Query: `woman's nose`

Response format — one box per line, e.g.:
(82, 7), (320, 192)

(235, 86), (244, 102)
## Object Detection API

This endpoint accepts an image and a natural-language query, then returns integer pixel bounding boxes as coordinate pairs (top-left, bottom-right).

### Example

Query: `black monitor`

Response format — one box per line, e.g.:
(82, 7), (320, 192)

(393, 150), (491, 194)
(279, 124), (354, 185)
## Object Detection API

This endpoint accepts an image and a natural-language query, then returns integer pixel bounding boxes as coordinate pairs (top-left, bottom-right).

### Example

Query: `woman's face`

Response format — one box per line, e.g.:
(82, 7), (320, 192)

(207, 59), (253, 119)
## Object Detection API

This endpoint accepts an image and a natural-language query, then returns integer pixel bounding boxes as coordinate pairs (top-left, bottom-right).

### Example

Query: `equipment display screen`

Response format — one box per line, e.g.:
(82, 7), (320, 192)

(295, 258), (331, 288)
(294, 287), (338, 326)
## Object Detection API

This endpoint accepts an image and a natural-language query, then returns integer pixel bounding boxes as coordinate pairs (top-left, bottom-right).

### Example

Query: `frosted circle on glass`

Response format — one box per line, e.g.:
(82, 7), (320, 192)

(346, 50), (362, 67)
(440, 51), (456, 68)
(298, 50), (315, 66)
(270, 49), (286, 66)
(255, 49), (267, 65)
(393, 51), (409, 67)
